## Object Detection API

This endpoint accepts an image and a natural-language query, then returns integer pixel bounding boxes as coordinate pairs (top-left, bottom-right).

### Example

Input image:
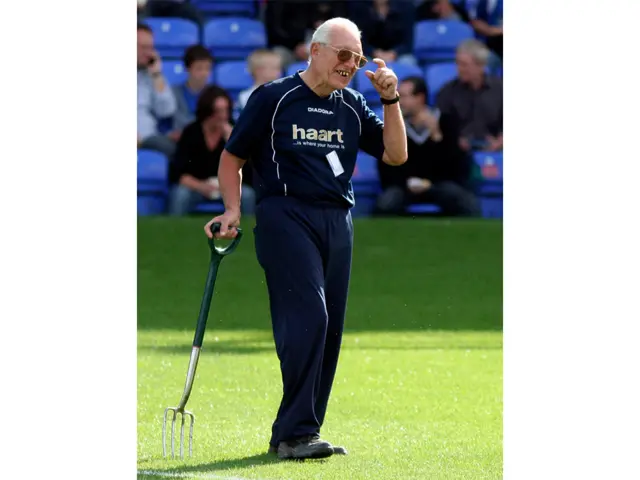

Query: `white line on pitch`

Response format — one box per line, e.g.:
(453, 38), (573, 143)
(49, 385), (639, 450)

(137, 470), (254, 480)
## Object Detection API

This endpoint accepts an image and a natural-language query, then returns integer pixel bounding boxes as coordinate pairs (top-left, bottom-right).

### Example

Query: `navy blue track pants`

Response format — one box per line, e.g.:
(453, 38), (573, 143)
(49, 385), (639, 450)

(254, 196), (353, 446)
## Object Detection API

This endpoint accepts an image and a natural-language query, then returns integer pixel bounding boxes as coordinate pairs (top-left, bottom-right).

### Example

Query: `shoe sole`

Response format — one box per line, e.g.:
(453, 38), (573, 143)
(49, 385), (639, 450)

(278, 447), (334, 460)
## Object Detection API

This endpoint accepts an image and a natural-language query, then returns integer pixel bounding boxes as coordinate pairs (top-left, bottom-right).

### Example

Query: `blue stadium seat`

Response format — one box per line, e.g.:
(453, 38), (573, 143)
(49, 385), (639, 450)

(137, 149), (169, 193)
(192, 0), (257, 18)
(406, 203), (442, 214)
(424, 62), (458, 105)
(144, 18), (199, 59)
(162, 60), (188, 85)
(473, 151), (503, 195)
(354, 61), (383, 106)
(138, 149), (169, 215)
(413, 20), (474, 63)
(214, 61), (254, 101)
(389, 62), (424, 82)
(203, 18), (266, 61)
(193, 201), (225, 214)
(286, 61), (308, 77)
(138, 195), (167, 216)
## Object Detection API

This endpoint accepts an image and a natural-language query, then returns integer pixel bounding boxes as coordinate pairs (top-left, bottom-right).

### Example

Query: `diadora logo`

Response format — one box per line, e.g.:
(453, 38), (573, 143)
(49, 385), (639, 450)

(307, 107), (334, 115)
(292, 124), (344, 143)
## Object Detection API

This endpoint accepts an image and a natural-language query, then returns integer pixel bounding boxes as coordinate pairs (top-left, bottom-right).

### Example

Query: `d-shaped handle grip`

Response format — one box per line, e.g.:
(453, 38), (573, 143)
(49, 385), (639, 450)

(208, 222), (243, 256)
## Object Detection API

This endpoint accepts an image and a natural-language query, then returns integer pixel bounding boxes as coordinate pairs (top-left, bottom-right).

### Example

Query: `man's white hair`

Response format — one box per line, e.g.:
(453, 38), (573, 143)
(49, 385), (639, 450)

(457, 39), (491, 65)
(310, 17), (362, 46)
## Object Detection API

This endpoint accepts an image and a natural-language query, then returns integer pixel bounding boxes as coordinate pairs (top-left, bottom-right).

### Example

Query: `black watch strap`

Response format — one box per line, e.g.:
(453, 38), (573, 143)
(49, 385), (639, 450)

(381, 92), (400, 105)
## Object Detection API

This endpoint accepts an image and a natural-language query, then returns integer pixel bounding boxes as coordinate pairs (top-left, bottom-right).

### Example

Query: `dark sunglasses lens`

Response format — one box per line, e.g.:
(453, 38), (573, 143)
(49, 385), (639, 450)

(337, 49), (351, 63)
(357, 56), (367, 68)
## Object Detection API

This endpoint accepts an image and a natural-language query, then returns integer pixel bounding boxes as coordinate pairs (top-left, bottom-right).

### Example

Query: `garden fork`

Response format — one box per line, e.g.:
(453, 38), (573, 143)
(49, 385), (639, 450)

(162, 222), (243, 459)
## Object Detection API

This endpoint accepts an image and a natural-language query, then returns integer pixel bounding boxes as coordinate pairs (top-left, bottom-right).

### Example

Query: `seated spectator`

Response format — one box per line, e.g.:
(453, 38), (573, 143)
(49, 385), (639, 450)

(436, 39), (503, 153)
(265, 1), (348, 67)
(168, 86), (256, 216)
(416, 0), (470, 22)
(351, 0), (417, 66)
(376, 76), (480, 216)
(236, 49), (283, 114)
(168, 45), (214, 141)
(141, 0), (204, 27)
(137, 23), (178, 159)
(468, 0), (503, 60)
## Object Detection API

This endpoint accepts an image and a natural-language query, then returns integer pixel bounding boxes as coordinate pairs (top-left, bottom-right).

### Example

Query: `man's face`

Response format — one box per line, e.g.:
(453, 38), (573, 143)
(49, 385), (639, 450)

(456, 51), (484, 84)
(312, 26), (364, 90)
(188, 59), (213, 89)
(137, 30), (155, 68)
(399, 81), (422, 116)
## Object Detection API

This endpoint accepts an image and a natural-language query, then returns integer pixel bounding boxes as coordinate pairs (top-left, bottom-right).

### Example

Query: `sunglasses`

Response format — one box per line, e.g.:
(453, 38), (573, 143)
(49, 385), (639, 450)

(323, 44), (368, 69)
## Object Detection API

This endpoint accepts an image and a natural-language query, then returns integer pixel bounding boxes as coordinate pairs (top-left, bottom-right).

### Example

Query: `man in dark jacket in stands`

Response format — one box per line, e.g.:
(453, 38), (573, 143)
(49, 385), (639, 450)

(376, 76), (480, 216)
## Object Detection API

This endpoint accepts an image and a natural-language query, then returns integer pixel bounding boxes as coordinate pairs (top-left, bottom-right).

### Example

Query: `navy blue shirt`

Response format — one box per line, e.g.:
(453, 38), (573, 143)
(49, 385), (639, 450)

(224, 72), (385, 209)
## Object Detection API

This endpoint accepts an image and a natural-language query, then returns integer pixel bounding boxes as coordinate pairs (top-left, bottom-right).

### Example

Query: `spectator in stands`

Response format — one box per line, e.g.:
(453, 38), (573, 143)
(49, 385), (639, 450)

(436, 39), (503, 153)
(265, 1), (349, 67)
(137, 23), (178, 159)
(168, 45), (214, 141)
(416, 0), (470, 22)
(351, 0), (417, 66)
(468, 0), (503, 60)
(168, 86), (256, 216)
(141, 0), (204, 27)
(376, 76), (479, 216)
(236, 49), (283, 113)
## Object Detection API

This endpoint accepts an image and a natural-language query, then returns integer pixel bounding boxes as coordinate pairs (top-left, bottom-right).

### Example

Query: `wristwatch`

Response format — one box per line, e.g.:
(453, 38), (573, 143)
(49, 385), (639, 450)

(381, 92), (400, 105)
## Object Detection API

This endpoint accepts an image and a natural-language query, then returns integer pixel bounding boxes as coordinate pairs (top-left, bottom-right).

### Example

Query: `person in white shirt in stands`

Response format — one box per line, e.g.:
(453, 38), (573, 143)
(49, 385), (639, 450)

(235, 49), (283, 115)
(137, 23), (178, 159)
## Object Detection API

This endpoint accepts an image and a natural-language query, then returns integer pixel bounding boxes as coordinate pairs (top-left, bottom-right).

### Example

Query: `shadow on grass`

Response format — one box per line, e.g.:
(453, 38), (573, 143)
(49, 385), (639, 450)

(142, 452), (328, 476)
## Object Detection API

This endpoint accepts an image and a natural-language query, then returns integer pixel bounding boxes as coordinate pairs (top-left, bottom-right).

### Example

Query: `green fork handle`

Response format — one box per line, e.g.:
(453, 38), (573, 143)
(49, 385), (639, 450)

(175, 222), (243, 412)
(193, 222), (243, 348)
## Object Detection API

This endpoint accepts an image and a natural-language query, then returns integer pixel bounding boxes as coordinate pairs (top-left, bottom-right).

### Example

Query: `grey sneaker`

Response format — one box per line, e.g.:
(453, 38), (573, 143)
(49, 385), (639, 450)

(277, 435), (334, 460)
(310, 434), (348, 455)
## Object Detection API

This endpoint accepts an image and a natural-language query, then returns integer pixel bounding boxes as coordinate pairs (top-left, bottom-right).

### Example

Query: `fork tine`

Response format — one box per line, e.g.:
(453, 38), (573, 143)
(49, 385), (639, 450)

(171, 409), (177, 459)
(188, 413), (195, 457)
(180, 412), (186, 458)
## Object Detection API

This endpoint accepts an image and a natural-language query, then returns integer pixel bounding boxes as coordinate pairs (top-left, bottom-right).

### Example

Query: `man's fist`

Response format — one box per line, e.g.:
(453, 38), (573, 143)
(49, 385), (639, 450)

(364, 58), (398, 101)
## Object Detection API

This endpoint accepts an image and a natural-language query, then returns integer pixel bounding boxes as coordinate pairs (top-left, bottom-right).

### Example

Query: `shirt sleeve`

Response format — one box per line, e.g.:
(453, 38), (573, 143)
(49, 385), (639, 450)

(358, 96), (385, 161)
(224, 85), (276, 161)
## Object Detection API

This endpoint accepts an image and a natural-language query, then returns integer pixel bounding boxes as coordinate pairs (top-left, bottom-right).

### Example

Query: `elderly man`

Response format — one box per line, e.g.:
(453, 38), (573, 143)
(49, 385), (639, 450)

(204, 17), (407, 460)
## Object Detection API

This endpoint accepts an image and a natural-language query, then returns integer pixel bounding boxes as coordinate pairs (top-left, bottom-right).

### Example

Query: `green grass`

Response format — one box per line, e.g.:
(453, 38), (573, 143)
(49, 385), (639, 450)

(138, 217), (503, 479)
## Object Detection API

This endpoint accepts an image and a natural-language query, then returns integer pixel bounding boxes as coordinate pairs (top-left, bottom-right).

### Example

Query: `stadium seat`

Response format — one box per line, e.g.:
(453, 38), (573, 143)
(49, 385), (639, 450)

(144, 17), (199, 59)
(138, 195), (167, 215)
(424, 62), (458, 105)
(388, 62), (424, 82)
(406, 203), (442, 215)
(192, 0), (257, 18)
(193, 201), (225, 214)
(162, 60), (188, 86)
(137, 149), (169, 193)
(352, 150), (381, 217)
(213, 61), (254, 101)
(473, 151), (503, 195)
(354, 61), (383, 106)
(413, 20), (474, 63)
(138, 149), (169, 215)
(203, 18), (266, 61)
(286, 61), (309, 77)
